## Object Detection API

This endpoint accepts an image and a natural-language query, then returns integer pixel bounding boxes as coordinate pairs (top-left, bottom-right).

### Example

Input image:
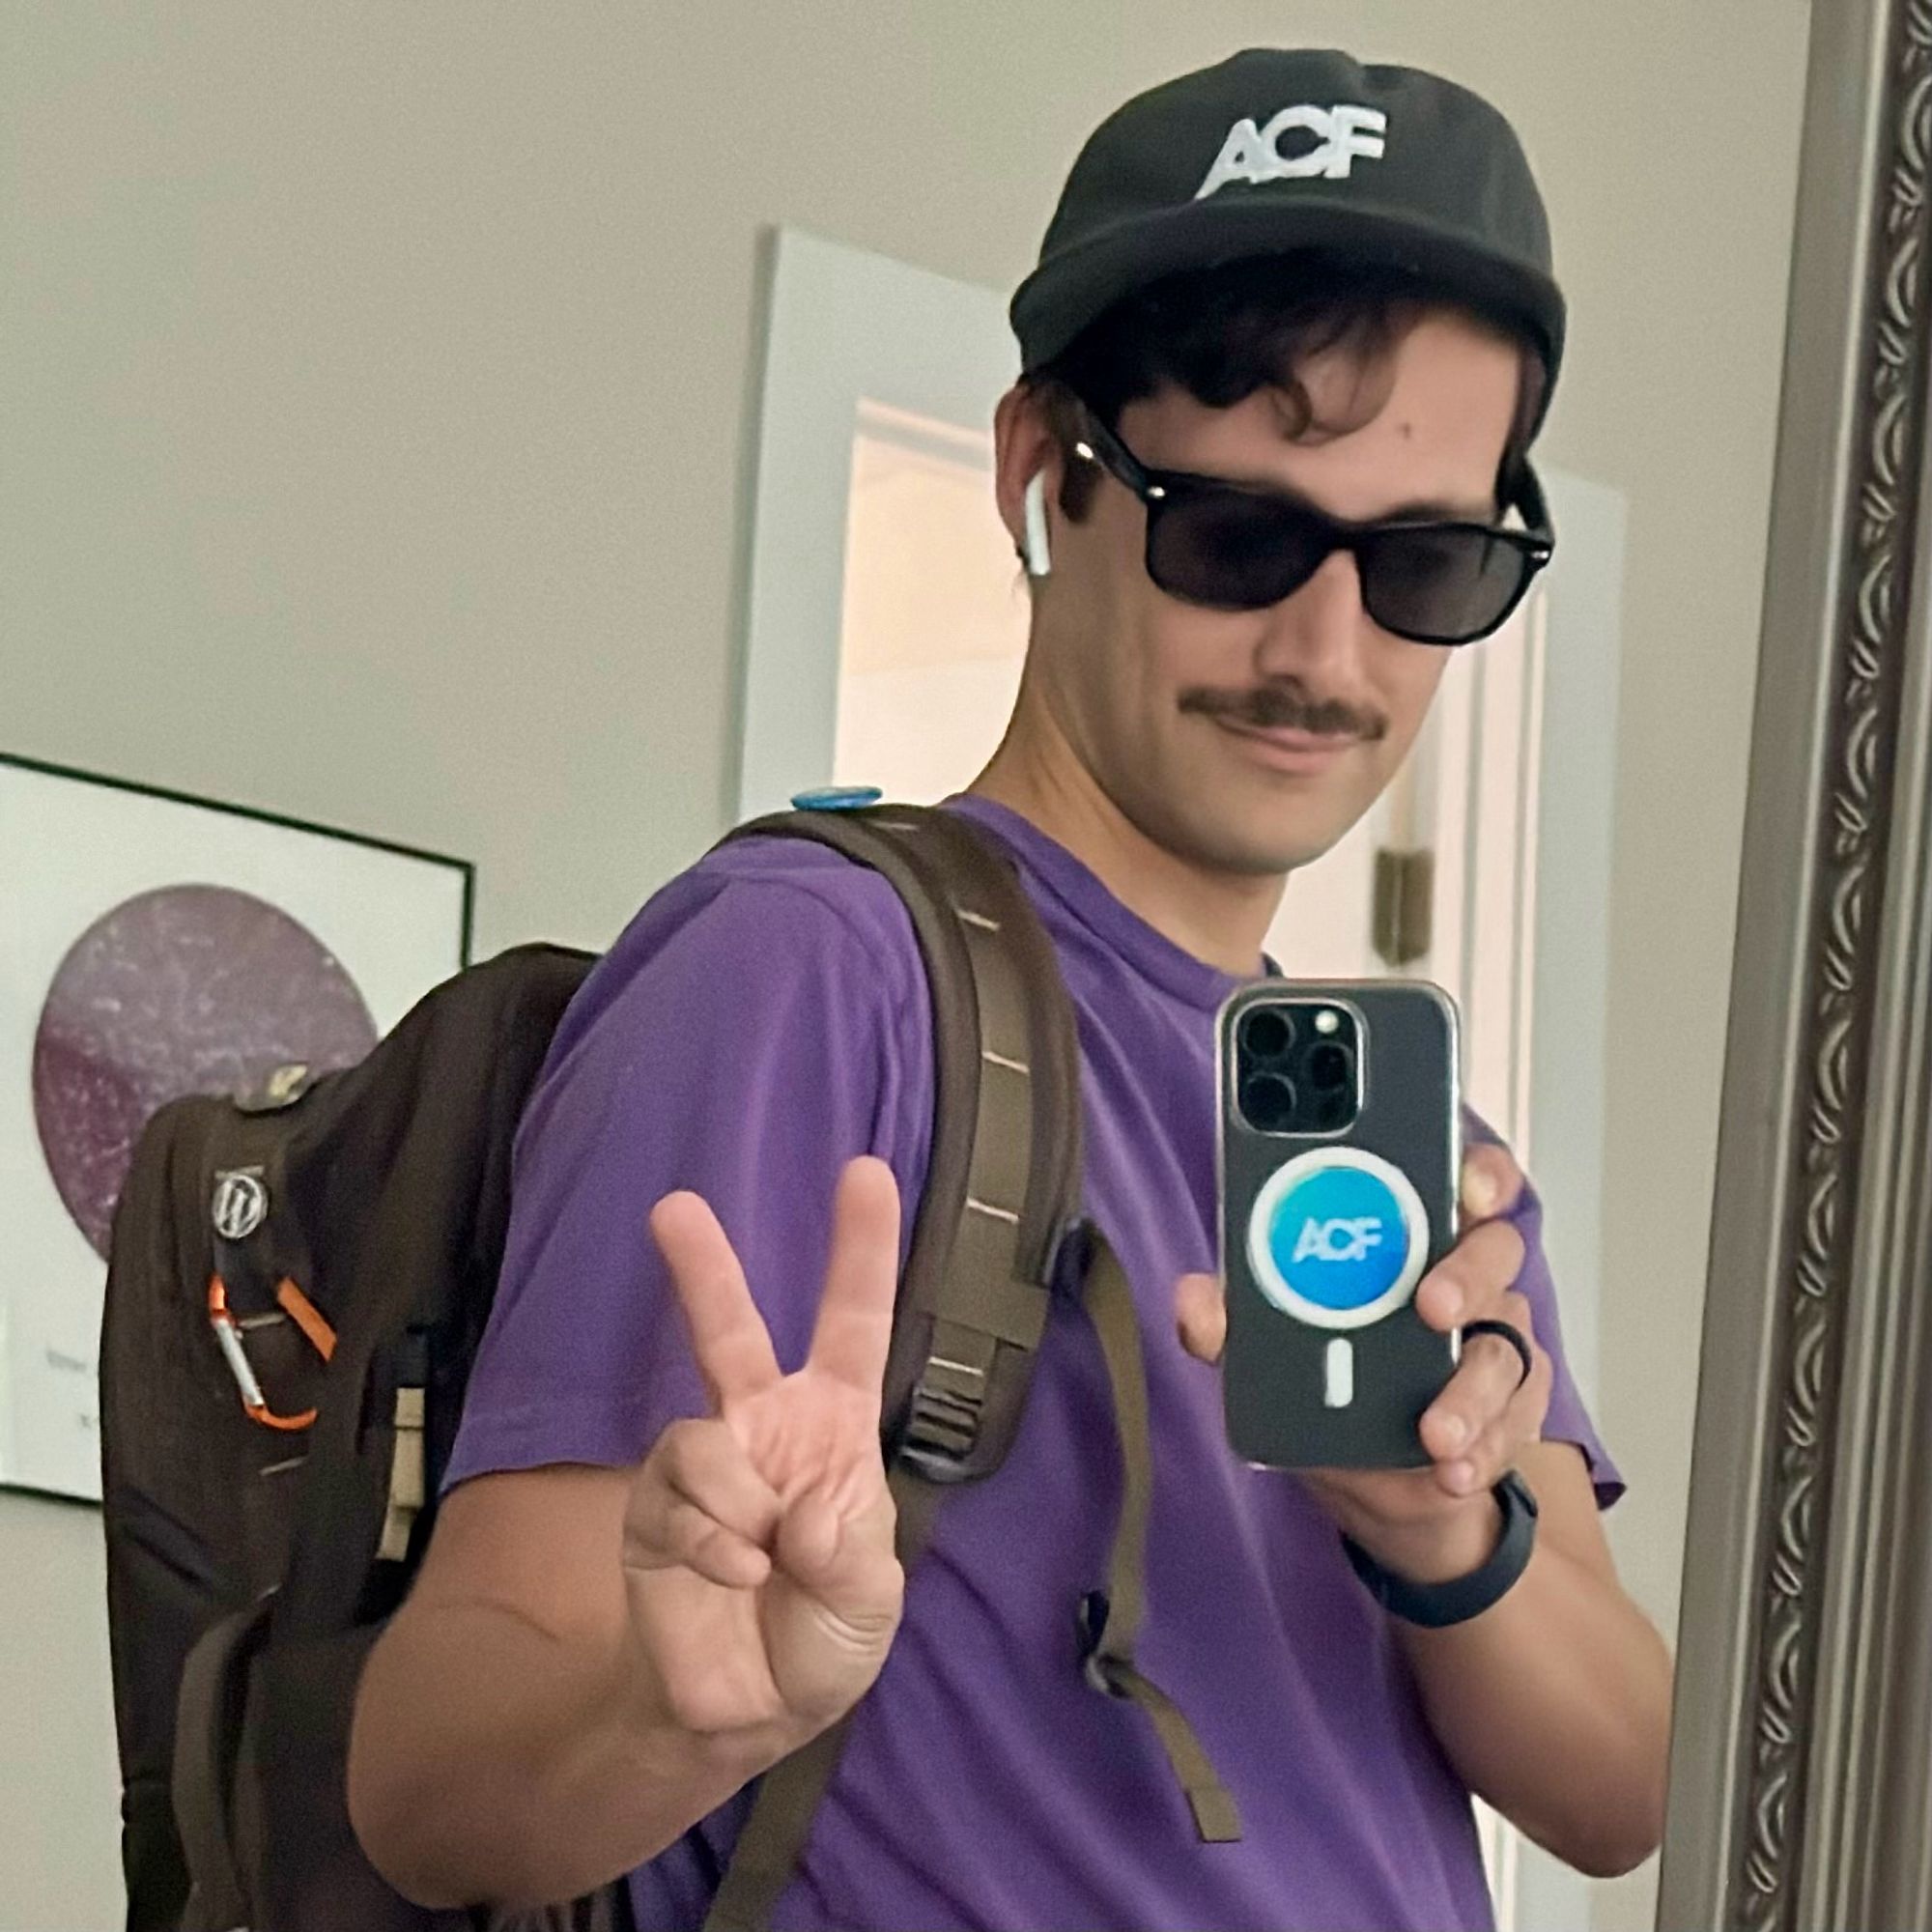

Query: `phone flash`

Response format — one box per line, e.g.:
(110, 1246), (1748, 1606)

(1315, 1009), (1342, 1036)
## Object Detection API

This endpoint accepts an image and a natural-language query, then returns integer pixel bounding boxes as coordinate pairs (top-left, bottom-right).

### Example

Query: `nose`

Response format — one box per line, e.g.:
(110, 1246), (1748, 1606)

(1253, 549), (1375, 687)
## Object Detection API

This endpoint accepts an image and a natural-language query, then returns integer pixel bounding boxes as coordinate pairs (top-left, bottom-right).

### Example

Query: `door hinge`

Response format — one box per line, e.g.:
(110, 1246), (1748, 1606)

(1373, 847), (1435, 967)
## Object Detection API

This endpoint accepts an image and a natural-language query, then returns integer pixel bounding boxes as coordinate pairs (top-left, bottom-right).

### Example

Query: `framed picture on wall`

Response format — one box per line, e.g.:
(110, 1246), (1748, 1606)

(0, 752), (473, 1503)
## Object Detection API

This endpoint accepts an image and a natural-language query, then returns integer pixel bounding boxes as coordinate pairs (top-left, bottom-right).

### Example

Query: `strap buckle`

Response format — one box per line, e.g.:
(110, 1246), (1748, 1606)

(898, 1351), (989, 1482)
(896, 1220), (1091, 1484)
(378, 1385), (427, 1562)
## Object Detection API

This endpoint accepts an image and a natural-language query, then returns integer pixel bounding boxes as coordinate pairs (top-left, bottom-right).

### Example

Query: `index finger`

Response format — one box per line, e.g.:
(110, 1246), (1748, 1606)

(650, 1189), (782, 1407)
(806, 1156), (903, 1395)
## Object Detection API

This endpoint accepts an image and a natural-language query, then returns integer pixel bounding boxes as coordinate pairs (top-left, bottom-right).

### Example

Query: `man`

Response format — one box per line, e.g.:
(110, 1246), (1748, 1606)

(349, 47), (1672, 1932)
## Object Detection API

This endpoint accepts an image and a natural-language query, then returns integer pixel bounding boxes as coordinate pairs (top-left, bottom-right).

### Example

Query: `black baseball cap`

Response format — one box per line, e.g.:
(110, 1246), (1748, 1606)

(1010, 49), (1564, 417)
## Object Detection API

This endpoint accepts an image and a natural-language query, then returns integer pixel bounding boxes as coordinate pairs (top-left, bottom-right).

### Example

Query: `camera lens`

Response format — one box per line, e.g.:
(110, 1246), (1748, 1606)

(1311, 1088), (1353, 1131)
(1240, 1072), (1297, 1133)
(1241, 1008), (1294, 1063)
(1306, 1042), (1353, 1093)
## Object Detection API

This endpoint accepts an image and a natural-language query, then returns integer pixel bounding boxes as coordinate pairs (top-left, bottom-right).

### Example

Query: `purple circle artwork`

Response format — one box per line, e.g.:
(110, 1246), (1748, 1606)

(32, 886), (380, 1260)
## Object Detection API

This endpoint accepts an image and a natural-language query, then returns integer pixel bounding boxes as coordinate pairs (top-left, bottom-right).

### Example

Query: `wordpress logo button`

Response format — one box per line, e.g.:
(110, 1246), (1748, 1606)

(1247, 1149), (1430, 1329)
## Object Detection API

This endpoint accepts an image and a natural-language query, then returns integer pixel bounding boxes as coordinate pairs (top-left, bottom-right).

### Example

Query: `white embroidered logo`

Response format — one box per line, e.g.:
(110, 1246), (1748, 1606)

(1195, 104), (1389, 198)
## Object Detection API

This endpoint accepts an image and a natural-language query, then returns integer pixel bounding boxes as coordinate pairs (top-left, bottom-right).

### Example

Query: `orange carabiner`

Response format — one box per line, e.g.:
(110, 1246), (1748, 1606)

(274, 1277), (337, 1362)
(207, 1275), (334, 1432)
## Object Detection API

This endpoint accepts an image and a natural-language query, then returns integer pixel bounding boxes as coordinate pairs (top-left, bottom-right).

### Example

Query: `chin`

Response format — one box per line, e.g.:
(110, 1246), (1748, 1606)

(1223, 833), (1343, 876)
(1158, 807), (1348, 879)
(1104, 763), (1366, 879)
(1211, 787), (1365, 871)
(1201, 783), (1374, 877)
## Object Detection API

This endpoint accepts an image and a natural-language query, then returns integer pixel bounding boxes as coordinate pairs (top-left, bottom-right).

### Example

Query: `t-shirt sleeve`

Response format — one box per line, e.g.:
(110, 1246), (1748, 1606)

(1465, 1112), (1624, 1510)
(442, 869), (932, 1488)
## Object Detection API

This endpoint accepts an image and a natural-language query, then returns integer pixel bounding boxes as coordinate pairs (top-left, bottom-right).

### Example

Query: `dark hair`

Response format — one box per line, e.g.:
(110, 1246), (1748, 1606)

(1029, 250), (1548, 521)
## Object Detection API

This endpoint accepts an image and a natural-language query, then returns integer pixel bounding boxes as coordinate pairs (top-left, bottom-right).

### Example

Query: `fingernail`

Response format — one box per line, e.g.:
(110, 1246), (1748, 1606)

(1438, 1415), (1468, 1452)
(1447, 1461), (1478, 1493)
(1465, 1170), (1497, 1217)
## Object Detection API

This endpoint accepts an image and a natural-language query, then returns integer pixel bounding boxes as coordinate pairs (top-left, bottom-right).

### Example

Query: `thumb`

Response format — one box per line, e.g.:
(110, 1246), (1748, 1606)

(1176, 1273), (1227, 1365)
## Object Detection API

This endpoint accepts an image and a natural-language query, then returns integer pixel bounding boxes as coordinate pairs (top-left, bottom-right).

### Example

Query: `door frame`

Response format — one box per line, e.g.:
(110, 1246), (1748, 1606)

(735, 226), (1017, 823)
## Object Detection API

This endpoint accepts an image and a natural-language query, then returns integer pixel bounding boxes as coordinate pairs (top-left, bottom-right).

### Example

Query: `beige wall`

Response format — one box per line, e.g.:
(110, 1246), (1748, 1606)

(0, 4), (1809, 1927)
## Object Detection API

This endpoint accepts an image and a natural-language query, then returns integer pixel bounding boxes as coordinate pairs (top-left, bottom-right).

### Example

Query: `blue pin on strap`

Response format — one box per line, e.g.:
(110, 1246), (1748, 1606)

(790, 785), (884, 812)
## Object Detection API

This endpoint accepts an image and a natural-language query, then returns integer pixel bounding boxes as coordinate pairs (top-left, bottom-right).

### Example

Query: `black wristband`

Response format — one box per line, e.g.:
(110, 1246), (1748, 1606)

(1341, 1469), (1540, 1629)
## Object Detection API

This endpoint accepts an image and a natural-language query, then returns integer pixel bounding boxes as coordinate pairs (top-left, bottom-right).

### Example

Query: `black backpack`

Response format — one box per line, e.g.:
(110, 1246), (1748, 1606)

(99, 804), (1235, 1932)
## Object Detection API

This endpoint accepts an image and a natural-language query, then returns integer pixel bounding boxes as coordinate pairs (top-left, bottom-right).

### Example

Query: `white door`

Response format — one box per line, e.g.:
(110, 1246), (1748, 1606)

(738, 226), (1624, 1932)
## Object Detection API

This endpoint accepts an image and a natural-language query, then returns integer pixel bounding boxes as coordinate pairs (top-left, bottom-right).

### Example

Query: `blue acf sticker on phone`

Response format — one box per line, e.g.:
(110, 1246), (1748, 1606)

(1247, 1148), (1431, 1330)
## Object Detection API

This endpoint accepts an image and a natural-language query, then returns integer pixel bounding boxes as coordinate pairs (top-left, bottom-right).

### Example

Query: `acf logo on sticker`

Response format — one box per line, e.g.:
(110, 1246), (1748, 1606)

(1247, 1149), (1430, 1330)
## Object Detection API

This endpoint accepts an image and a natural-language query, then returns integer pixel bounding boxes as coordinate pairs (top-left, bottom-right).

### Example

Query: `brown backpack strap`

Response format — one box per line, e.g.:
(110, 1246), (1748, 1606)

(704, 806), (1236, 1929)
(1075, 1234), (1242, 1844)
(707, 1233), (1241, 1932)
(724, 805), (1083, 1476)
(699, 1466), (945, 1932)
(699, 806), (1080, 1932)
(171, 1599), (273, 1932)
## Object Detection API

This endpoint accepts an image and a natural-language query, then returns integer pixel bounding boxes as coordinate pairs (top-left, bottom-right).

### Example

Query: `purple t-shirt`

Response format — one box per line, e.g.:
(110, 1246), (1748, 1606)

(446, 797), (1621, 1932)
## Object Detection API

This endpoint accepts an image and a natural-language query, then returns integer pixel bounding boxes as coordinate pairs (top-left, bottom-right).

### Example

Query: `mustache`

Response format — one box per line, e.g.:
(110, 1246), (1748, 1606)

(1179, 681), (1389, 743)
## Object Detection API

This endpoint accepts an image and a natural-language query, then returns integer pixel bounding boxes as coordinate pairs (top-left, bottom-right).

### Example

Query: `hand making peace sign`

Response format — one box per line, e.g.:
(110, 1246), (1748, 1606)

(624, 1156), (906, 1747)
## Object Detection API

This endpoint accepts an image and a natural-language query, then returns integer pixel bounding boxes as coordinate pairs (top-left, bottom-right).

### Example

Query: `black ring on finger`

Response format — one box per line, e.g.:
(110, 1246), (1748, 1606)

(1463, 1318), (1533, 1391)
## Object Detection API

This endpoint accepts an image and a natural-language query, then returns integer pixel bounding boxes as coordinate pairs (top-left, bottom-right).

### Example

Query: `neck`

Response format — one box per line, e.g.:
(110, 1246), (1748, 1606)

(971, 705), (1284, 979)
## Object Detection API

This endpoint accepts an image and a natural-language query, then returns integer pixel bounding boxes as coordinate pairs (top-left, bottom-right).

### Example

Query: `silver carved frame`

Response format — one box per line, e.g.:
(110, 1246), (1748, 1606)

(1660, 2), (1932, 1928)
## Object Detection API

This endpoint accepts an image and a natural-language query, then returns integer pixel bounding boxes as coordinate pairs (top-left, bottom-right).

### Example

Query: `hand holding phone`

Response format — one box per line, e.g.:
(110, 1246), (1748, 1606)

(1195, 982), (1555, 1573)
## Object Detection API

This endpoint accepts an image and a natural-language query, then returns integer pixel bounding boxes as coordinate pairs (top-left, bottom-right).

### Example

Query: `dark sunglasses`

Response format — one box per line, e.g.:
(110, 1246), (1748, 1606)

(1065, 402), (1555, 647)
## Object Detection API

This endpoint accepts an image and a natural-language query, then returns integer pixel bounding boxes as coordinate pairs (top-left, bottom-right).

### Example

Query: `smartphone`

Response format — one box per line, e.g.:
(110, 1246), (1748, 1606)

(1217, 980), (1462, 1470)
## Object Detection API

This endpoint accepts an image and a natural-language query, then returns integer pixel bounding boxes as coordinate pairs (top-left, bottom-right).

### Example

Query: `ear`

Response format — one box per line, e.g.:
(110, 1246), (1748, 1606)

(993, 384), (1063, 567)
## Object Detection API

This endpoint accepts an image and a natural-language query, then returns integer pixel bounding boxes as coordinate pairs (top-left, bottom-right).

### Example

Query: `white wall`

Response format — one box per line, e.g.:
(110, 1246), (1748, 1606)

(0, 5), (1810, 1927)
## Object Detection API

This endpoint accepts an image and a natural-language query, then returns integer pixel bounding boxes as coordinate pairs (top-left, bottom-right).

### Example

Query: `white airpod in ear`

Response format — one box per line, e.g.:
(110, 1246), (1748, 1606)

(1023, 471), (1053, 579)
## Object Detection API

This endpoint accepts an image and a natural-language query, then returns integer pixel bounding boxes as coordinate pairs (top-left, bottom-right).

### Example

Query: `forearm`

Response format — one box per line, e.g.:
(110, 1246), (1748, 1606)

(348, 1598), (786, 1911)
(1395, 1528), (1672, 1877)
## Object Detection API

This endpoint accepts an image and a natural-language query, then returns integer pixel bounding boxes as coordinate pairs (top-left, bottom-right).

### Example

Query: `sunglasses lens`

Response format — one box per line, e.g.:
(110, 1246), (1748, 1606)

(1147, 490), (1330, 611)
(1362, 528), (1532, 644)
(1146, 488), (1537, 640)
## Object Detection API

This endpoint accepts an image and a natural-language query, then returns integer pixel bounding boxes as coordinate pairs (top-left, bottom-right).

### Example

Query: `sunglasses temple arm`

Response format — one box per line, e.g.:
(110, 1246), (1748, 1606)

(1515, 461), (1554, 544)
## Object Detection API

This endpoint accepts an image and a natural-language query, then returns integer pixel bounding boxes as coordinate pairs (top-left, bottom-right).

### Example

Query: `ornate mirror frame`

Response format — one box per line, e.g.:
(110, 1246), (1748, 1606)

(1662, 2), (1932, 1926)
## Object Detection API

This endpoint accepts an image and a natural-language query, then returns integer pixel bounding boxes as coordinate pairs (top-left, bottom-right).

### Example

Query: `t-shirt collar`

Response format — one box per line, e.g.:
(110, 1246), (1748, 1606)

(945, 794), (1257, 1013)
